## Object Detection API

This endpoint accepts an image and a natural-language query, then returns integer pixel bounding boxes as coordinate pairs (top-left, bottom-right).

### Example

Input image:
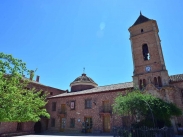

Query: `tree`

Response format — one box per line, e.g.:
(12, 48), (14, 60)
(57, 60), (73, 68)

(0, 52), (50, 122)
(113, 89), (182, 127)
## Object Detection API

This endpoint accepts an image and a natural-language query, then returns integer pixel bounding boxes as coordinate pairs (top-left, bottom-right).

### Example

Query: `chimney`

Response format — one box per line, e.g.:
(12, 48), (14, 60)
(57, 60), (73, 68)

(30, 70), (34, 81)
(36, 75), (40, 82)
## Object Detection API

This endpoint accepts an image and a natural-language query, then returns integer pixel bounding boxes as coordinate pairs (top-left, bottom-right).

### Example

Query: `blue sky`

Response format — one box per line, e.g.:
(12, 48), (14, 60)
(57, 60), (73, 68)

(0, 0), (183, 91)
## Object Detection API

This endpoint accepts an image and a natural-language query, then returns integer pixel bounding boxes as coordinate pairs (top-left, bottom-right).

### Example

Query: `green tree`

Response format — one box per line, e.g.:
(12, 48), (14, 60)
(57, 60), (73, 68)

(113, 89), (182, 127)
(0, 52), (50, 122)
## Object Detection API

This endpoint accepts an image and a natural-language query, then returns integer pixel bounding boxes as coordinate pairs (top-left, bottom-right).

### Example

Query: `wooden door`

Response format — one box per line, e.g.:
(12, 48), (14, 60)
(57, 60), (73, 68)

(103, 100), (109, 112)
(84, 117), (92, 133)
(103, 115), (110, 132)
(60, 117), (66, 132)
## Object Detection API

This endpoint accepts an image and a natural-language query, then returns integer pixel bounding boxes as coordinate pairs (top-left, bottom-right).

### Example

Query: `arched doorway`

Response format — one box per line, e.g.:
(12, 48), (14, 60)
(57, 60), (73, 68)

(34, 121), (42, 133)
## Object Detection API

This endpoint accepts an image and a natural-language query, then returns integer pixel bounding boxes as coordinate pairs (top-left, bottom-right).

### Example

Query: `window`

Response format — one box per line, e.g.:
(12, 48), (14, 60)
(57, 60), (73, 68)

(142, 44), (150, 61)
(52, 102), (56, 111)
(85, 99), (92, 109)
(51, 118), (55, 127)
(158, 76), (162, 87)
(141, 29), (143, 33)
(70, 118), (75, 128)
(70, 101), (75, 110)
(60, 104), (66, 114)
(50, 92), (53, 95)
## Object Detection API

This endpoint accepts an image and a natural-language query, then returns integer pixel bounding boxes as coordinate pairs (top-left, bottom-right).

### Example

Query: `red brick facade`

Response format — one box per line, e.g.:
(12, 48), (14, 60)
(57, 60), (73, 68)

(0, 78), (65, 135)
(47, 89), (131, 133)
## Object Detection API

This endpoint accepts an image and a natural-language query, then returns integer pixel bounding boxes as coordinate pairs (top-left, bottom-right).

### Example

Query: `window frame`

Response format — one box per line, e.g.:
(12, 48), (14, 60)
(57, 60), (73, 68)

(85, 99), (92, 109)
(142, 44), (150, 61)
(52, 102), (56, 111)
(70, 118), (75, 128)
(70, 101), (75, 110)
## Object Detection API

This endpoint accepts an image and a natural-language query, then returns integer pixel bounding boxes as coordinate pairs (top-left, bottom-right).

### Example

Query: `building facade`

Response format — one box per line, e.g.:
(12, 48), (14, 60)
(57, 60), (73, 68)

(47, 13), (183, 133)
(48, 76), (133, 133)
(0, 75), (65, 135)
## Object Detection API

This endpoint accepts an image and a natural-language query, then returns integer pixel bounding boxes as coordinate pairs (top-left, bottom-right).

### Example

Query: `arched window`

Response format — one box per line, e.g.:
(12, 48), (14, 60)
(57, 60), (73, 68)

(143, 79), (146, 87)
(142, 44), (150, 61)
(154, 77), (158, 87)
(158, 76), (162, 87)
(139, 79), (142, 90)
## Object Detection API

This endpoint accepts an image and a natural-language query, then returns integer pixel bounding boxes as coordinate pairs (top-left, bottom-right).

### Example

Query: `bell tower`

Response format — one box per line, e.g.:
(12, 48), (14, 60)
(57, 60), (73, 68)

(129, 12), (169, 89)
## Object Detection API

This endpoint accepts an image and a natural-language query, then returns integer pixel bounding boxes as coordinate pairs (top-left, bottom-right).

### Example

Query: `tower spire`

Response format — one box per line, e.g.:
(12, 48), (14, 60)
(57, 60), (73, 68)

(140, 11), (142, 15)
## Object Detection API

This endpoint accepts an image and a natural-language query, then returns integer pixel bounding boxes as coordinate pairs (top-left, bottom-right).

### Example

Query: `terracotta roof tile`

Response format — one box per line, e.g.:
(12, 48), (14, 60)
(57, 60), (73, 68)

(49, 82), (133, 98)
(169, 74), (183, 82)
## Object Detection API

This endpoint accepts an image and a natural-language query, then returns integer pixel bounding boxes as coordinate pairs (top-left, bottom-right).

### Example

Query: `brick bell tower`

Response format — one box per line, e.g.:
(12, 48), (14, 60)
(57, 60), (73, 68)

(128, 12), (169, 89)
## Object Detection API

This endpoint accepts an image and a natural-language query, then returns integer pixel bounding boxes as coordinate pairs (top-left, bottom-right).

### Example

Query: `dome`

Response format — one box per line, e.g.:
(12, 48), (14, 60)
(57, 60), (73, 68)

(70, 73), (98, 92)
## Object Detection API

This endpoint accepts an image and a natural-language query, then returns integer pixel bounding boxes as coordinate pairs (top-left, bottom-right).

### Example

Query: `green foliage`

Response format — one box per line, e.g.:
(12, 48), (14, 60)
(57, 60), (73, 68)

(0, 52), (50, 122)
(113, 89), (182, 127)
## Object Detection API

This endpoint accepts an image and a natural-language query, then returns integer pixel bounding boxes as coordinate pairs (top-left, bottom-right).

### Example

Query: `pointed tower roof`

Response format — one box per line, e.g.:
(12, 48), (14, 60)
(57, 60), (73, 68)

(132, 12), (151, 26)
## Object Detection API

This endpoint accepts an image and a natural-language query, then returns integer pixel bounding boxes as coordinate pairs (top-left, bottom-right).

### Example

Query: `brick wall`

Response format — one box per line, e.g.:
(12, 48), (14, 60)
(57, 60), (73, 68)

(0, 81), (65, 134)
(47, 89), (128, 133)
(71, 85), (95, 92)
(0, 122), (34, 134)
(0, 122), (17, 134)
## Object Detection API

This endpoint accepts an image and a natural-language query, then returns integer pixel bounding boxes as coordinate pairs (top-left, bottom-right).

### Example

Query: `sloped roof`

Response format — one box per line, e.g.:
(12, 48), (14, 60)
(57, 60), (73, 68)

(49, 82), (133, 98)
(169, 74), (183, 82)
(132, 13), (151, 26)
(23, 77), (65, 91)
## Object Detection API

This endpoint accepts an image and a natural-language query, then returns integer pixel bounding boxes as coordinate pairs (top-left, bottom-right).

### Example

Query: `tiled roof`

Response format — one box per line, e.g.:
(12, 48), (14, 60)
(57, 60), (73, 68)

(169, 74), (183, 82)
(49, 82), (133, 98)
(132, 13), (151, 26)
(23, 77), (64, 91)
(70, 73), (97, 86)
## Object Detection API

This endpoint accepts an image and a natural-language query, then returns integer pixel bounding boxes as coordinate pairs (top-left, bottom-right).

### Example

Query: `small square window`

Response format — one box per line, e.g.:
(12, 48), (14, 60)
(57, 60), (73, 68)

(85, 99), (92, 109)
(70, 101), (75, 110)
(51, 118), (55, 127)
(52, 102), (56, 111)
(50, 92), (53, 95)
(70, 118), (75, 128)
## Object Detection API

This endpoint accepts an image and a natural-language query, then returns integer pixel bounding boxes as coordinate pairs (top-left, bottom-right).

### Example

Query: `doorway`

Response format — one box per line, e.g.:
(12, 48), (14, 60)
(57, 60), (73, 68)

(60, 117), (66, 132)
(84, 117), (92, 133)
(34, 121), (42, 133)
(103, 115), (110, 132)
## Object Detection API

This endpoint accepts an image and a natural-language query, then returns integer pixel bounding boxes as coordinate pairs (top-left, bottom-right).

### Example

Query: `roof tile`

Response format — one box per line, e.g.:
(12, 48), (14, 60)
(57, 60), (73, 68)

(49, 82), (133, 98)
(169, 74), (183, 82)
